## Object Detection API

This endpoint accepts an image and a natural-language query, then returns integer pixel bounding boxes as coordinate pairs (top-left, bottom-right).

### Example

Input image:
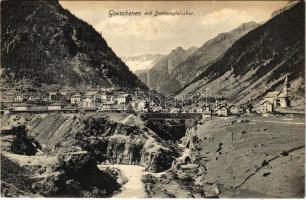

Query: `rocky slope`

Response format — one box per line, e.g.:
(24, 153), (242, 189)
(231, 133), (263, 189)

(143, 46), (197, 95)
(0, 113), (181, 197)
(1, 0), (146, 90)
(177, 2), (305, 108)
(1, 113), (178, 172)
(170, 22), (259, 90)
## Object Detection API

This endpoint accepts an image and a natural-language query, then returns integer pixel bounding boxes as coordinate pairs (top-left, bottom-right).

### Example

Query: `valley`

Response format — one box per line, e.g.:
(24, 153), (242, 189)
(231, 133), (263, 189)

(0, 0), (305, 198)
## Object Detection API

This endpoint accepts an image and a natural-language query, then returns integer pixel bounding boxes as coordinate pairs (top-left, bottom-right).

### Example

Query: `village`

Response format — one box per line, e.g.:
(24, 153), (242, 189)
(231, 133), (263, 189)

(0, 76), (292, 117)
(0, 76), (293, 118)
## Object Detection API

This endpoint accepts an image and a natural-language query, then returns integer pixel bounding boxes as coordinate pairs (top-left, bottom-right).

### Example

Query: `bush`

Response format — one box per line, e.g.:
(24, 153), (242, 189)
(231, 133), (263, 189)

(141, 174), (157, 184)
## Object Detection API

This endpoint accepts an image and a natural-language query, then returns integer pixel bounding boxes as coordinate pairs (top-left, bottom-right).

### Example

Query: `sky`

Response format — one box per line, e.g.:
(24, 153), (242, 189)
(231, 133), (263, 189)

(60, 1), (288, 58)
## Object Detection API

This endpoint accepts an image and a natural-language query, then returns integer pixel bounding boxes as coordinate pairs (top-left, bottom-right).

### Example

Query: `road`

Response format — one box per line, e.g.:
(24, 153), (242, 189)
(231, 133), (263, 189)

(251, 119), (304, 125)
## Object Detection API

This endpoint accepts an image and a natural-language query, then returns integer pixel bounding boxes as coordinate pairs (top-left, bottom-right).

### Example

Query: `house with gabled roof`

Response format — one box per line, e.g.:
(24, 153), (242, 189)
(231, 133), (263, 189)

(229, 105), (239, 115)
(261, 101), (274, 113)
(217, 106), (228, 116)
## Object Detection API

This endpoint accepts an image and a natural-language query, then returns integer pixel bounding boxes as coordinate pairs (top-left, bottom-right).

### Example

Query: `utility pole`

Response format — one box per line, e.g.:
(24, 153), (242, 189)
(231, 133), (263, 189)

(200, 89), (203, 108)
(205, 88), (208, 107)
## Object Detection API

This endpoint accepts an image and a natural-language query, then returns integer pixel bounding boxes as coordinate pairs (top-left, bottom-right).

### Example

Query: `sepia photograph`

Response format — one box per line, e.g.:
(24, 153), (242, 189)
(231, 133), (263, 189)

(0, 0), (305, 198)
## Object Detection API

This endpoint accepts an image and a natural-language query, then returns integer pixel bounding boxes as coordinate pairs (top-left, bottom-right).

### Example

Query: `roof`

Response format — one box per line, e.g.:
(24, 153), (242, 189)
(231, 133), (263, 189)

(49, 103), (64, 106)
(13, 103), (31, 107)
(71, 94), (81, 97)
(117, 95), (129, 98)
(49, 92), (66, 96)
(83, 98), (93, 102)
(277, 91), (288, 98)
(86, 91), (98, 96)
(265, 91), (281, 98)
(229, 105), (238, 109)
(261, 101), (273, 105)
(203, 110), (212, 115)
(218, 106), (228, 110)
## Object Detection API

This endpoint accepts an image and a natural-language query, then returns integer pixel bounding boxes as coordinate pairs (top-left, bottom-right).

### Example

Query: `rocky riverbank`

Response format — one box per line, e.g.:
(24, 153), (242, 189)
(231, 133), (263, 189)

(0, 113), (181, 197)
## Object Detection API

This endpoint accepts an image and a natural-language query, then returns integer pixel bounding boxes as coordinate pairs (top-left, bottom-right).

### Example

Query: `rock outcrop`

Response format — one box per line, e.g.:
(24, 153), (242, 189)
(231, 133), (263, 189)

(77, 115), (177, 172)
(1, 125), (40, 156)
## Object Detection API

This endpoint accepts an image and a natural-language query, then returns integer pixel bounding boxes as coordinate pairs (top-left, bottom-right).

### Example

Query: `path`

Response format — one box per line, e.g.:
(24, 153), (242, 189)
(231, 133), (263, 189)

(98, 164), (146, 198)
(252, 119), (304, 125)
(121, 114), (133, 125)
(1, 151), (57, 166)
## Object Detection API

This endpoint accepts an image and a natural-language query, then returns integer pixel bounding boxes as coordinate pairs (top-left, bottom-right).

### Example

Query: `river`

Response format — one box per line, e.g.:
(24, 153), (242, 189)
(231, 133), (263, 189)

(98, 164), (146, 198)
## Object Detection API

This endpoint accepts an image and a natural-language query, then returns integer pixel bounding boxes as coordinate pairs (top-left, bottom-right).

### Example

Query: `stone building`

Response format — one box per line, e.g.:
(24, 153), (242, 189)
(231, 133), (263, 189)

(229, 105), (239, 115)
(261, 101), (274, 113)
(217, 106), (228, 116)
(71, 94), (82, 104)
(264, 76), (291, 108)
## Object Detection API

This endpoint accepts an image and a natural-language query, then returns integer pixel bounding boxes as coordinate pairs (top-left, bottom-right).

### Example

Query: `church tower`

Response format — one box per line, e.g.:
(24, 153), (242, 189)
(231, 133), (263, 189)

(283, 75), (290, 97)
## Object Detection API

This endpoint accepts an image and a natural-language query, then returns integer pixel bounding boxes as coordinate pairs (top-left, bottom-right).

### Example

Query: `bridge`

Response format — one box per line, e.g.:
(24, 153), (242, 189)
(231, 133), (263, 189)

(140, 112), (204, 120)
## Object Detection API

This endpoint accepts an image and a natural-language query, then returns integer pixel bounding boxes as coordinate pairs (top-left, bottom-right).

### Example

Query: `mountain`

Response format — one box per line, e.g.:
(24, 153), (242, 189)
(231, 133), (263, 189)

(121, 54), (164, 73)
(143, 46), (197, 95)
(1, 0), (147, 91)
(170, 21), (259, 89)
(176, 2), (305, 108)
(142, 22), (258, 95)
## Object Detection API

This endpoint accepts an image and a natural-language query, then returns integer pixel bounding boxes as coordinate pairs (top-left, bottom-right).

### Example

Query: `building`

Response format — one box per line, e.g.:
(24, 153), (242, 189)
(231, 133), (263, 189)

(14, 95), (23, 102)
(202, 110), (212, 118)
(202, 105), (211, 112)
(116, 94), (129, 105)
(261, 101), (274, 113)
(82, 98), (95, 109)
(195, 107), (203, 113)
(170, 108), (180, 113)
(85, 91), (99, 101)
(101, 101), (117, 111)
(152, 106), (163, 112)
(131, 100), (148, 112)
(2, 92), (15, 103)
(217, 106), (228, 116)
(49, 92), (66, 103)
(264, 76), (291, 108)
(71, 94), (82, 104)
(100, 93), (108, 101)
(47, 103), (64, 111)
(13, 103), (31, 111)
(229, 105), (239, 115)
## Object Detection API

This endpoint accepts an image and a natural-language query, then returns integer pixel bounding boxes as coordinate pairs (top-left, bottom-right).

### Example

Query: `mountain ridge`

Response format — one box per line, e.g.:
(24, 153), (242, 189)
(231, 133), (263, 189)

(141, 21), (258, 95)
(1, 0), (147, 91)
(143, 46), (197, 94)
(176, 2), (305, 108)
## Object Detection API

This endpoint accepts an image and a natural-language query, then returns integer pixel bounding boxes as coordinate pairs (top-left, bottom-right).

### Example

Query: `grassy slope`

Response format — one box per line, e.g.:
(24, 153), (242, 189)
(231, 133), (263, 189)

(195, 115), (304, 197)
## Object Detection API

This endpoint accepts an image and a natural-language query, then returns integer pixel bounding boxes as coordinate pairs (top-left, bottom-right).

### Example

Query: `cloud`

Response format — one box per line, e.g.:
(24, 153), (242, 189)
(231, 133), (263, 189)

(201, 8), (253, 28)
